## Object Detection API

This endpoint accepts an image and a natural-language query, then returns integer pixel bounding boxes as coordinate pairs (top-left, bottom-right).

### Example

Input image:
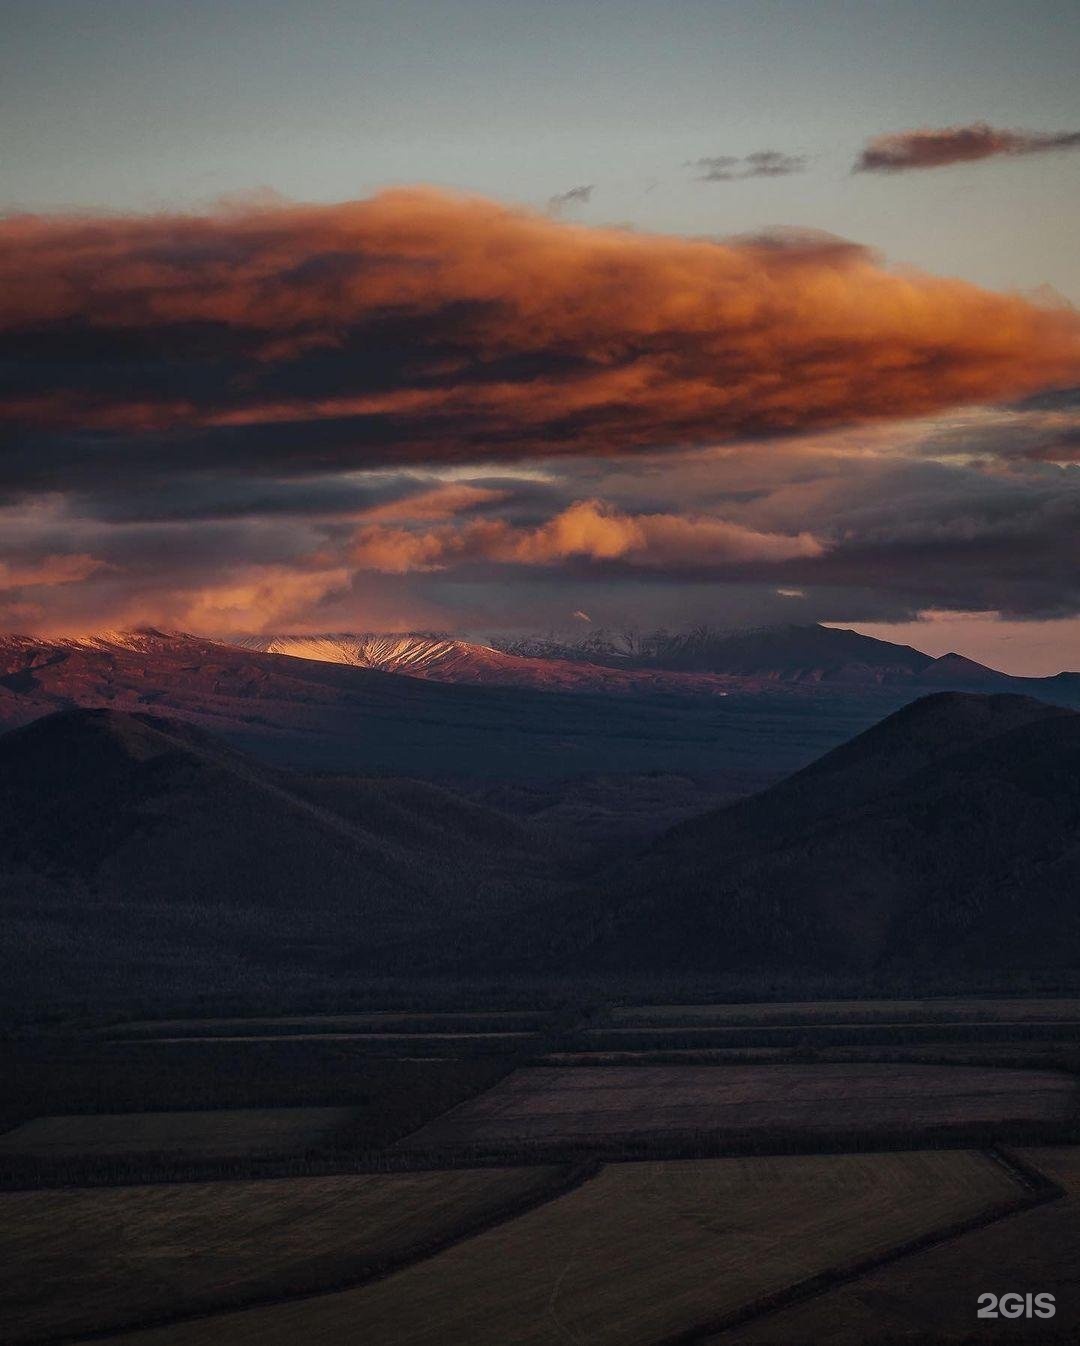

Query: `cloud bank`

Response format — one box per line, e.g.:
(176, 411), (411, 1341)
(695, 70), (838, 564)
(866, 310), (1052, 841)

(350, 498), (824, 573)
(856, 123), (1080, 173)
(3, 186), (1079, 498)
(2, 189), (1080, 640)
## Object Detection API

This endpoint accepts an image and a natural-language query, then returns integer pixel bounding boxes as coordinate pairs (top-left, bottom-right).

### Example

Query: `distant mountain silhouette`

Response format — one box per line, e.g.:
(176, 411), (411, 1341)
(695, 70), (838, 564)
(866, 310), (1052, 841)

(916, 652), (1004, 684)
(501, 623), (932, 681)
(243, 624), (1000, 690)
(538, 693), (1080, 973)
(500, 622), (1080, 695)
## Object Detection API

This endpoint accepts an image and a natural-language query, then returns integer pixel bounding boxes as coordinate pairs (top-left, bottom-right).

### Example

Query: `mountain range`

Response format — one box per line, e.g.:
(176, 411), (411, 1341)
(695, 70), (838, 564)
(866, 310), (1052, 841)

(3, 622), (1078, 835)
(232, 632), (748, 696)
(0, 627), (944, 791)
(3, 620), (1080, 1005)
(236, 623), (1080, 696)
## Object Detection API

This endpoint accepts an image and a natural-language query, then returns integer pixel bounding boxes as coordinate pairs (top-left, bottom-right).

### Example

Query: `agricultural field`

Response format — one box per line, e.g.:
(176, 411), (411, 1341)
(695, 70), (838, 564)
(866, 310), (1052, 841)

(96, 1151), (1025, 1346)
(0, 1039), (511, 1143)
(6, 994), (1078, 1345)
(399, 1063), (1079, 1149)
(725, 1146), (1080, 1343)
(0, 1106), (361, 1162)
(0, 1165), (564, 1343)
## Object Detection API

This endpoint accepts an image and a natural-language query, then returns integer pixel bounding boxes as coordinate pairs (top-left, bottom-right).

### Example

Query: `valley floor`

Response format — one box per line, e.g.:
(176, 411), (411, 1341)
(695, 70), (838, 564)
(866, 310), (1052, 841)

(3, 991), (1080, 1345)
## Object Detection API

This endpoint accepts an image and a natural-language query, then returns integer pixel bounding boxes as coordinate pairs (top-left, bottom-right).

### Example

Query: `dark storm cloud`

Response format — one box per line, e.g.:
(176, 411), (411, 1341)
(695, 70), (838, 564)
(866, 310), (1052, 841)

(783, 461), (1080, 619)
(855, 123), (1080, 173)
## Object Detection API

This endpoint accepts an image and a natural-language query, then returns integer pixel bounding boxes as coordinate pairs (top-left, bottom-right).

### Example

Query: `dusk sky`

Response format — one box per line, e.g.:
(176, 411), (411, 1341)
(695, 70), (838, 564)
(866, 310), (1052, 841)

(3, 0), (1080, 673)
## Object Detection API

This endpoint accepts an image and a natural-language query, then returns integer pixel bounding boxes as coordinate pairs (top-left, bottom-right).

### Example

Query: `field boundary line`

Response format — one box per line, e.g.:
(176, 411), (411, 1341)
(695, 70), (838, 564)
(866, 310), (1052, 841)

(647, 1147), (1067, 1346)
(16, 1159), (603, 1346)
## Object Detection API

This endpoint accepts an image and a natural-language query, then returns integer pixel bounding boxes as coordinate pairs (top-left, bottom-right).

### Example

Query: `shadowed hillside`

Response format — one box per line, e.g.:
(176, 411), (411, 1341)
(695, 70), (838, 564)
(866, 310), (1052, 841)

(6, 693), (1080, 1010)
(530, 693), (1080, 974)
(0, 709), (568, 1007)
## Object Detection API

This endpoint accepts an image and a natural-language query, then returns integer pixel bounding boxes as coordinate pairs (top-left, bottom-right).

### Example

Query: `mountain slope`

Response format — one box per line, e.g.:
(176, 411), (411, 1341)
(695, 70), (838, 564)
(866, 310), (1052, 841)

(537, 693), (1080, 974)
(234, 632), (536, 680)
(0, 708), (566, 1005)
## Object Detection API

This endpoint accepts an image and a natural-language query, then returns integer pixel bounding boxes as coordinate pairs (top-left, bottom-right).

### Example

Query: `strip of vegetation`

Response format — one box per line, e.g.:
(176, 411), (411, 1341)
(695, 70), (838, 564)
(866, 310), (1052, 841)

(389, 1119), (1080, 1172)
(534, 1044), (1080, 1071)
(9, 969), (1080, 1035)
(566, 1022), (1080, 1051)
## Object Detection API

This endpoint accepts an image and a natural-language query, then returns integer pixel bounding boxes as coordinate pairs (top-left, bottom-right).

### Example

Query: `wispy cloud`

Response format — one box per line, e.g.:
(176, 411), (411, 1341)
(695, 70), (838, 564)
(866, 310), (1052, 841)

(690, 150), (807, 181)
(0, 554), (105, 590)
(547, 184), (594, 212)
(855, 122), (1080, 173)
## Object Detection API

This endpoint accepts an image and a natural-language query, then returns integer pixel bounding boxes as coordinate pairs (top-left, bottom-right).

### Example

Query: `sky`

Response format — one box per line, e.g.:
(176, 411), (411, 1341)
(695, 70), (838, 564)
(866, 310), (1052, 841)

(2, 0), (1080, 673)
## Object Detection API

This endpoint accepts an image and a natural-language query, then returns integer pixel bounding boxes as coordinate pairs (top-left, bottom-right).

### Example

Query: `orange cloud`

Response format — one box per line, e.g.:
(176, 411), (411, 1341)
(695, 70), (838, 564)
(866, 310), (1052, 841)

(100, 565), (354, 636)
(2, 189), (1079, 473)
(0, 554), (105, 589)
(350, 499), (824, 573)
(360, 482), (506, 522)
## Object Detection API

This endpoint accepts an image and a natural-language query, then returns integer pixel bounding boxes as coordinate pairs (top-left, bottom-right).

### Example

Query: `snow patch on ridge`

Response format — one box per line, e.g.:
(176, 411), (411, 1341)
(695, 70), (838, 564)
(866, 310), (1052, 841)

(231, 633), (517, 680)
